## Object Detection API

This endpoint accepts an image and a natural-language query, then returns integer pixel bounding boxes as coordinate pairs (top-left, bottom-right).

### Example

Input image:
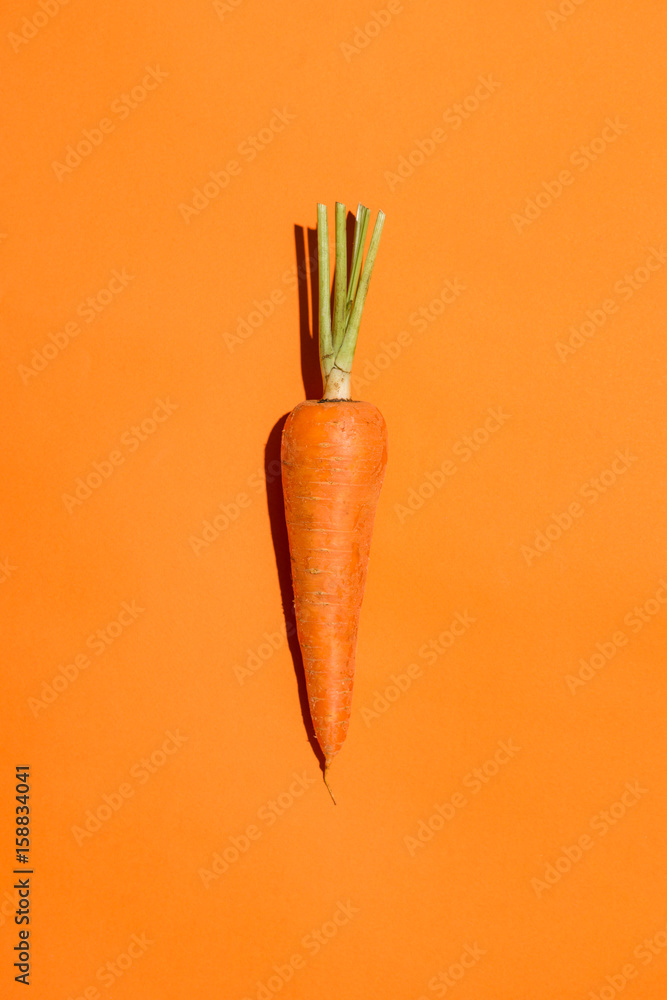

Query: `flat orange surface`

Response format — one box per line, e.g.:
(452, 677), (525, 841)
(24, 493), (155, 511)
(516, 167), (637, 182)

(3, 2), (667, 997)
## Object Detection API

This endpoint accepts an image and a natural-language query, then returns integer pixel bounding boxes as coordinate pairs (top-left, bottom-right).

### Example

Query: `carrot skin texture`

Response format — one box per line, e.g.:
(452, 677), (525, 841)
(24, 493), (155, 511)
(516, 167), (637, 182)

(281, 399), (388, 765)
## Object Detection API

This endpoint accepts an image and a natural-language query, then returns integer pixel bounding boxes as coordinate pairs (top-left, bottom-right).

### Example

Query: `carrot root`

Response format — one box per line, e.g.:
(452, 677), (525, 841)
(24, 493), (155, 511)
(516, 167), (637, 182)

(281, 399), (388, 770)
(323, 762), (337, 805)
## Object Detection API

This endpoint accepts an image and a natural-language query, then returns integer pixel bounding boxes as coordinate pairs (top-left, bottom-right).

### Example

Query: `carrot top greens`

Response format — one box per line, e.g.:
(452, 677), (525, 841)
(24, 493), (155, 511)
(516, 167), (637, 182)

(316, 202), (385, 400)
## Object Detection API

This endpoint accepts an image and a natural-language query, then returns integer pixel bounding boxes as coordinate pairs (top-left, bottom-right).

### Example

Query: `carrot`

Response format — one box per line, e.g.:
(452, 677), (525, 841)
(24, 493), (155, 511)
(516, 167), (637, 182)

(281, 201), (387, 802)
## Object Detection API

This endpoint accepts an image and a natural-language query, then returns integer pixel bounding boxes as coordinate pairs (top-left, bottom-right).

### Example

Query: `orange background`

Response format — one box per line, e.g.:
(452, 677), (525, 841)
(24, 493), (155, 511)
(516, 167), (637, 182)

(3, 1), (667, 997)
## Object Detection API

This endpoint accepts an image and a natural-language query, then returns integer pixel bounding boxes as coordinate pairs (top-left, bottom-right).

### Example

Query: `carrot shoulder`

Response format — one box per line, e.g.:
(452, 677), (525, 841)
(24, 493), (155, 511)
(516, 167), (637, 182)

(281, 202), (387, 801)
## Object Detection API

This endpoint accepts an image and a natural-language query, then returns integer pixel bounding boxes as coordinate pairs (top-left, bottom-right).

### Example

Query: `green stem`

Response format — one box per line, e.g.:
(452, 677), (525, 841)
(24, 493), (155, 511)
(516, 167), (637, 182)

(332, 202), (347, 356)
(316, 201), (385, 400)
(317, 203), (333, 381)
(345, 204), (369, 323)
(335, 209), (385, 375)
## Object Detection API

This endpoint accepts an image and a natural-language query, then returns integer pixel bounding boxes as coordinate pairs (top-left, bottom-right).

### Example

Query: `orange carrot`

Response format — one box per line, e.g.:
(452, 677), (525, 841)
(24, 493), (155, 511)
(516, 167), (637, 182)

(281, 202), (387, 801)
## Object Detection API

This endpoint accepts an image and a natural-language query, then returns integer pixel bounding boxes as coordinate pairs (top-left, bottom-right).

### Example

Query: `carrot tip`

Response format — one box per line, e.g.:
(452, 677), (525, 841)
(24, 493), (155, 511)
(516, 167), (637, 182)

(323, 763), (337, 805)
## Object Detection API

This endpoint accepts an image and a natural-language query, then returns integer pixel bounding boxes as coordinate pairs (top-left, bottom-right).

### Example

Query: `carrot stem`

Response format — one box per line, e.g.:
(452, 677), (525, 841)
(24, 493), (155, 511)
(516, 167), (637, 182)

(335, 209), (385, 374)
(332, 202), (347, 356)
(345, 204), (369, 322)
(317, 203), (333, 381)
(317, 200), (385, 400)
